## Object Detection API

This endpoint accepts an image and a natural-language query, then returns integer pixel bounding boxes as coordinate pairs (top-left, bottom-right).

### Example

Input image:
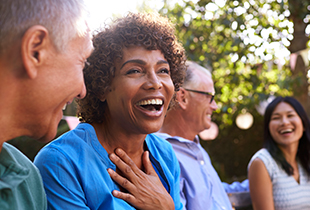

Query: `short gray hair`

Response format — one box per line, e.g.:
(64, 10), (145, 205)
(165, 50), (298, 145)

(183, 60), (212, 88)
(0, 0), (89, 54)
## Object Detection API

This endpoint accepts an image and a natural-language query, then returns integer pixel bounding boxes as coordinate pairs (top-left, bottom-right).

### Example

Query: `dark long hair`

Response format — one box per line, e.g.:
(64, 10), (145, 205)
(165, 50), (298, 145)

(263, 96), (310, 176)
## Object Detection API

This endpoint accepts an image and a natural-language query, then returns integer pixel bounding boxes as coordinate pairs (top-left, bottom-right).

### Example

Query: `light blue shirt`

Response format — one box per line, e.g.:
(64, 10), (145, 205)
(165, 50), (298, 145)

(34, 123), (182, 210)
(155, 133), (248, 210)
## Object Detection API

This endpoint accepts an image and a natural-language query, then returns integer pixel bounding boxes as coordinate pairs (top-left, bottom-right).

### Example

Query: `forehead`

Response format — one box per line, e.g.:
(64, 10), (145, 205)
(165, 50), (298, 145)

(114, 47), (168, 71)
(272, 102), (295, 114)
(196, 71), (214, 90)
(121, 46), (165, 61)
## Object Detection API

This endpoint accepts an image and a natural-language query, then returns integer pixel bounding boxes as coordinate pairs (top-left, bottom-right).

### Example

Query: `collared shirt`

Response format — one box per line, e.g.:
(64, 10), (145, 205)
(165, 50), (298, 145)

(155, 133), (233, 210)
(0, 142), (47, 210)
(34, 123), (182, 210)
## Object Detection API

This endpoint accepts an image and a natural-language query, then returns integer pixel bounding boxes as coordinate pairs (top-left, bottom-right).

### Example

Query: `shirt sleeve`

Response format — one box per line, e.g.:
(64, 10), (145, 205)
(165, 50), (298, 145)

(222, 179), (249, 193)
(34, 147), (90, 210)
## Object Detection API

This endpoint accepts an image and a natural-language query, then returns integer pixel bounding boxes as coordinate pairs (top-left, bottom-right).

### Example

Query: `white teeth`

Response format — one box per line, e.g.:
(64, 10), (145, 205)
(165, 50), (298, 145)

(156, 99), (163, 105)
(137, 99), (163, 106)
(63, 104), (67, 110)
(280, 129), (293, 134)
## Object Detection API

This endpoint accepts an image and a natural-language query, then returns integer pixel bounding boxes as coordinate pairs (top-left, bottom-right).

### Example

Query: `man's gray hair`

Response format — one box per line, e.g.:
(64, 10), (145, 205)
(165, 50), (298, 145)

(0, 0), (89, 54)
(183, 60), (212, 88)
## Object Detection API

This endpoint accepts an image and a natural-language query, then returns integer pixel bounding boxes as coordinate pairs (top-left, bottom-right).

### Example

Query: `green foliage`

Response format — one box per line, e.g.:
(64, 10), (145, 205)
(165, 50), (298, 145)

(160, 0), (309, 127)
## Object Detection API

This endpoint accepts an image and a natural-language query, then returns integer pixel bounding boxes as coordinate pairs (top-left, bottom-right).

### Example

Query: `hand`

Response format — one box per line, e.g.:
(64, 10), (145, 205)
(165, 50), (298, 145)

(108, 148), (174, 210)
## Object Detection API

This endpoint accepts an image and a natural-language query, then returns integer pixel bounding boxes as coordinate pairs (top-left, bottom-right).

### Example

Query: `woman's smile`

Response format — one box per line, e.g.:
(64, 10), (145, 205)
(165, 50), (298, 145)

(135, 97), (164, 117)
(105, 46), (174, 134)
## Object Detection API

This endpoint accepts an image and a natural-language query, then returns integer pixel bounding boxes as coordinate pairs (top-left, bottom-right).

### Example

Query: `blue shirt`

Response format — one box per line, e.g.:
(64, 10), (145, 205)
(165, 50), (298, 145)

(34, 123), (182, 210)
(155, 133), (248, 210)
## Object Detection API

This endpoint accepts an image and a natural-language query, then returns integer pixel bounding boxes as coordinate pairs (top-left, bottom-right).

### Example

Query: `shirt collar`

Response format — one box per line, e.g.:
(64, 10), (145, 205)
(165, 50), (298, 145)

(155, 132), (200, 144)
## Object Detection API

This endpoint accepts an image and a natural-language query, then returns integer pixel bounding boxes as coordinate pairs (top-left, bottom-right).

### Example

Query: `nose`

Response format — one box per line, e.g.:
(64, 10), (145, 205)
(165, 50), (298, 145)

(143, 71), (163, 90)
(211, 99), (218, 111)
(281, 116), (290, 125)
(76, 82), (87, 99)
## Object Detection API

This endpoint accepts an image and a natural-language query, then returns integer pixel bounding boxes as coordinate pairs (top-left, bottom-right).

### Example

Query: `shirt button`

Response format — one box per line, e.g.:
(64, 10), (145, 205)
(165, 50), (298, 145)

(200, 160), (205, 165)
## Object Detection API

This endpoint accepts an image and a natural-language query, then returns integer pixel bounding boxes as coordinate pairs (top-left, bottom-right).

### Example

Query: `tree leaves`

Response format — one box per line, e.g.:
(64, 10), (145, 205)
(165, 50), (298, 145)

(160, 0), (309, 126)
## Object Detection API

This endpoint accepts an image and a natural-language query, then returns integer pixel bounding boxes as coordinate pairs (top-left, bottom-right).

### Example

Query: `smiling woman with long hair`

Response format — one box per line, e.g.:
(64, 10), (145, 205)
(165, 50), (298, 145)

(248, 96), (310, 210)
(34, 12), (186, 210)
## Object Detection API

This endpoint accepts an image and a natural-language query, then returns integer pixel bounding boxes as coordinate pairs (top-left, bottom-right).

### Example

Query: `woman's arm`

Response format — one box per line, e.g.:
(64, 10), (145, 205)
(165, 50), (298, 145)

(248, 158), (274, 210)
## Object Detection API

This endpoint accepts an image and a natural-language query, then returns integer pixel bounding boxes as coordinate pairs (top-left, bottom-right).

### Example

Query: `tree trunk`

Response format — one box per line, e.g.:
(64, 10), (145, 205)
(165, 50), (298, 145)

(289, 16), (310, 115)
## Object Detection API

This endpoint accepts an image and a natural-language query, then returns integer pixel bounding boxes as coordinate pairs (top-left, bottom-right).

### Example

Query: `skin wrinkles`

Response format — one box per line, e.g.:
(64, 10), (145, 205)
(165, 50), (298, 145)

(120, 59), (169, 70)
(96, 46), (174, 155)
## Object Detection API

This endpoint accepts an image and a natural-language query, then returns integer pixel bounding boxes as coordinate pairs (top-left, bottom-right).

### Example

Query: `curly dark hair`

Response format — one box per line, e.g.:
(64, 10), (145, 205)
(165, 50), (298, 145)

(76, 12), (186, 123)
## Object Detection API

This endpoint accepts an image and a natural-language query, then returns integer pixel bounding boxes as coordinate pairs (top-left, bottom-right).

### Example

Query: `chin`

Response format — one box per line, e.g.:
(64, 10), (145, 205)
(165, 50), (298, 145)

(141, 124), (162, 134)
(35, 123), (59, 142)
(36, 131), (56, 143)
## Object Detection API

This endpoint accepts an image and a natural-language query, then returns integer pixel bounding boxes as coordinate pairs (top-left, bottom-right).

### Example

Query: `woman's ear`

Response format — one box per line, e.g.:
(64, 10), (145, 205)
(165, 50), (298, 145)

(99, 96), (106, 103)
(99, 88), (111, 102)
(21, 25), (49, 79)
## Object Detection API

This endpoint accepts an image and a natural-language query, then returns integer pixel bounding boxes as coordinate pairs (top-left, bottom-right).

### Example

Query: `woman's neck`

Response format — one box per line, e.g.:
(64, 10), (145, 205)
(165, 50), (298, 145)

(92, 122), (146, 168)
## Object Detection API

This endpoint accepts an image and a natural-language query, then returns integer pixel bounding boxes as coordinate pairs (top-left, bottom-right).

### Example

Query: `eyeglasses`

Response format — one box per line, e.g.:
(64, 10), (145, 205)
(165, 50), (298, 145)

(184, 88), (215, 104)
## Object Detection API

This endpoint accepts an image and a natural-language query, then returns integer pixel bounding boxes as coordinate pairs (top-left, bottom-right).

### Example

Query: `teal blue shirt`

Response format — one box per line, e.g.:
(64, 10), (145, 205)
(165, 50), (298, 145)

(34, 123), (182, 210)
(0, 142), (47, 210)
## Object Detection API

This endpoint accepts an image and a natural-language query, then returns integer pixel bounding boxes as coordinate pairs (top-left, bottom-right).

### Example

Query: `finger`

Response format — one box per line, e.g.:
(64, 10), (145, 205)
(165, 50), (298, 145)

(114, 148), (141, 174)
(111, 190), (138, 207)
(107, 168), (135, 192)
(109, 152), (136, 179)
(142, 151), (157, 176)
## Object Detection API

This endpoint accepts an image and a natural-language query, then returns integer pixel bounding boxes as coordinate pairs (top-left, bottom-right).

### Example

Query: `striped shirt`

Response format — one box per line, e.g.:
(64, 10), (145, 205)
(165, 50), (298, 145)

(248, 148), (310, 210)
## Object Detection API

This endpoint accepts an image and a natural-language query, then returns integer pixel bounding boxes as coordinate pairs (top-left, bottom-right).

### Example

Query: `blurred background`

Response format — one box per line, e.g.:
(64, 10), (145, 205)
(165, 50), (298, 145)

(9, 0), (310, 195)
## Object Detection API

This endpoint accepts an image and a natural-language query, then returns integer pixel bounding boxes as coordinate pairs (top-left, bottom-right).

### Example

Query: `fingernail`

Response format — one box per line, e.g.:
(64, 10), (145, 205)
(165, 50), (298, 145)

(109, 153), (115, 160)
(112, 190), (119, 196)
(107, 168), (113, 174)
(116, 148), (123, 154)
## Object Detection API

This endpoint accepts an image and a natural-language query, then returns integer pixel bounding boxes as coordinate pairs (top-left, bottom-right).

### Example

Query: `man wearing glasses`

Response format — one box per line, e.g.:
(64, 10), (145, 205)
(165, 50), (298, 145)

(156, 61), (249, 210)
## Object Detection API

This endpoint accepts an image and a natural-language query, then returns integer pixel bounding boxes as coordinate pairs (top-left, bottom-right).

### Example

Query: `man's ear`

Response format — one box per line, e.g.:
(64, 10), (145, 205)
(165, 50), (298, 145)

(21, 25), (50, 79)
(176, 87), (188, 109)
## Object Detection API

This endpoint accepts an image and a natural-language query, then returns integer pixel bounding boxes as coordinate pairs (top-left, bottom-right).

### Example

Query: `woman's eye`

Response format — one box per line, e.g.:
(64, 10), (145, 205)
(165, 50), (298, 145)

(126, 69), (140, 74)
(159, 68), (170, 74)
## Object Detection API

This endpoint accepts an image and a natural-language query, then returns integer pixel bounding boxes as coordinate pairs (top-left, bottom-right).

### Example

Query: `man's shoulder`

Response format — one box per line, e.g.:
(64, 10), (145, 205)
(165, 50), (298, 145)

(1, 142), (33, 166)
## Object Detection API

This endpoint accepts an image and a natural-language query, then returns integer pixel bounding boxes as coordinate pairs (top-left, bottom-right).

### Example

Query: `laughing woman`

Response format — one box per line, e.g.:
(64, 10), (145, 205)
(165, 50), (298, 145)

(248, 96), (310, 210)
(34, 12), (186, 210)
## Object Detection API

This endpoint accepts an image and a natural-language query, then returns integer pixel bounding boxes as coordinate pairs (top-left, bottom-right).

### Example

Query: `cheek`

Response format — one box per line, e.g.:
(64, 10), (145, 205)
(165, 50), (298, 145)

(166, 79), (175, 100)
(269, 123), (278, 139)
(296, 120), (304, 137)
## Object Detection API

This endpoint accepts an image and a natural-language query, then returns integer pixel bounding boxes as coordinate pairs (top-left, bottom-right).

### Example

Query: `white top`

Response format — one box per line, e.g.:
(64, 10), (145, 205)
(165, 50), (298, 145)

(248, 148), (310, 210)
